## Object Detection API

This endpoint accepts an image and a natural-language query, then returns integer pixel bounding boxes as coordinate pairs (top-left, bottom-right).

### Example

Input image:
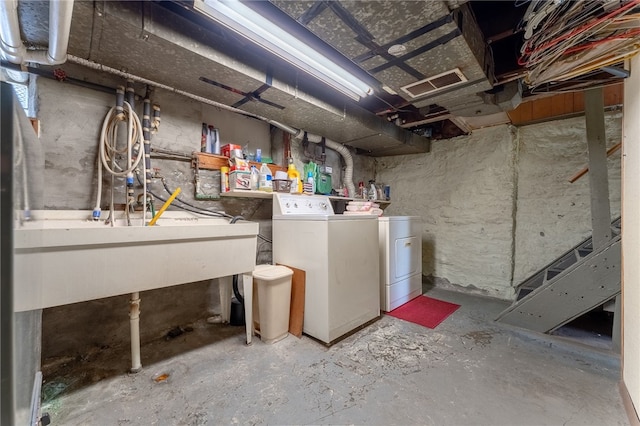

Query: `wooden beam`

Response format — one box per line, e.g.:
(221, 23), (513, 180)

(568, 142), (622, 183)
(585, 87), (612, 250)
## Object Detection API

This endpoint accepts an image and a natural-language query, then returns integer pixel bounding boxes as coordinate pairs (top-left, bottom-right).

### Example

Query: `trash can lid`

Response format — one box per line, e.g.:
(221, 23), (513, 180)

(253, 264), (293, 280)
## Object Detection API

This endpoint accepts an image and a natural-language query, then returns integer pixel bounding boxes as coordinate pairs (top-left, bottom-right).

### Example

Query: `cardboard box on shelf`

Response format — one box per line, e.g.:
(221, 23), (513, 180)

(222, 143), (242, 158)
(230, 170), (251, 190)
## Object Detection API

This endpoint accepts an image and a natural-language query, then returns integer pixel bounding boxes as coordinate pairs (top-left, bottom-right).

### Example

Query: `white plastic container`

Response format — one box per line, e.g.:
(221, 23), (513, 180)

(252, 264), (293, 344)
(250, 166), (259, 191)
(259, 163), (273, 192)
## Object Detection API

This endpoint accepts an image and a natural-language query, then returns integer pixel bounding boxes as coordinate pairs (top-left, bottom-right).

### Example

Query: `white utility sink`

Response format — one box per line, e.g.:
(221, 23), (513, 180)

(13, 210), (258, 312)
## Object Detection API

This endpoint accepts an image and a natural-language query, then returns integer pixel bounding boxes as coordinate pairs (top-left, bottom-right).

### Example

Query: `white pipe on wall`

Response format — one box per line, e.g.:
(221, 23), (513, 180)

(293, 132), (356, 198)
(129, 292), (142, 373)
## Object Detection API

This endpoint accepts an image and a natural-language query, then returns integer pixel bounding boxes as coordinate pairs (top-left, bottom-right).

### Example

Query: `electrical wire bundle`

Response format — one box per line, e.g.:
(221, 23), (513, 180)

(518, 0), (640, 90)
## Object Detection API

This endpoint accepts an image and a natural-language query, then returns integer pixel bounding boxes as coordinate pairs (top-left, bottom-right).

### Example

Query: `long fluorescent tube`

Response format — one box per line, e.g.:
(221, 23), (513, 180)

(194, 0), (373, 101)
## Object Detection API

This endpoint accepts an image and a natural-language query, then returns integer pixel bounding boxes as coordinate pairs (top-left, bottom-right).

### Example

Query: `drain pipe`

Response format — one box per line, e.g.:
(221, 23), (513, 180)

(293, 132), (356, 198)
(129, 292), (142, 373)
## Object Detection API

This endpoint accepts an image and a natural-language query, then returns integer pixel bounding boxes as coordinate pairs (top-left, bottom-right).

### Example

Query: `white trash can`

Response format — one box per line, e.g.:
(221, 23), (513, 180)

(252, 264), (293, 344)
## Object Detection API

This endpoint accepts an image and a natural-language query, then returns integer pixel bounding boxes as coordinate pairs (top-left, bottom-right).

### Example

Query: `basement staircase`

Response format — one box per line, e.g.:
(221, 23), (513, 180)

(496, 218), (621, 333)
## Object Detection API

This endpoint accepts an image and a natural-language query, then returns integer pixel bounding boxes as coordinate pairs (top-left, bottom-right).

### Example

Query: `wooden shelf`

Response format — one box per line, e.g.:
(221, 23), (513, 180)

(192, 152), (286, 175)
(220, 190), (274, 199)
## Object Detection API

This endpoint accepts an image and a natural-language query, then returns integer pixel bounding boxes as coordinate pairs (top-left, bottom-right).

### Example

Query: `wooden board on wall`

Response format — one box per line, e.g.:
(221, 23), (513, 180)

(508, 83), (624, 126)
(277, 264), (306, 338)
(193, 152), (286, 174)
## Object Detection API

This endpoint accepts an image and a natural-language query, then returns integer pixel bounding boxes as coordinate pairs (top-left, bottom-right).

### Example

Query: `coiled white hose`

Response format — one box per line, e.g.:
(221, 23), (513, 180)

(94, 101), (144, 221)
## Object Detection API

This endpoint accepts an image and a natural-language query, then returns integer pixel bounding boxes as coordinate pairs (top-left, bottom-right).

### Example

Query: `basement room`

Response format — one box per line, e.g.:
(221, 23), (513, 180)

(1, 0), (639, 424)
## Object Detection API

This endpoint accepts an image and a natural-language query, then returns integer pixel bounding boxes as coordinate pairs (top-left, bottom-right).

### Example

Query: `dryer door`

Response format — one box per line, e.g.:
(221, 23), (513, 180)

(393, 235), (420, 281)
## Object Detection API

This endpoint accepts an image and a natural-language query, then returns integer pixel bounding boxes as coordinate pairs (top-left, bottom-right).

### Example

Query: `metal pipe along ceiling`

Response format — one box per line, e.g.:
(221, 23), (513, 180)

(0, 0), (75, 66)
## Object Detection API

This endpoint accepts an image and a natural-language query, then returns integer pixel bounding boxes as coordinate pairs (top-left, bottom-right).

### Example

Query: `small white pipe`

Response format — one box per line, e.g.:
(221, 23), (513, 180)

(142, 167), (147, 225)
(67, 55), (301, 136)
(129, 292), (142, 373)
(293, 132), (356, 198)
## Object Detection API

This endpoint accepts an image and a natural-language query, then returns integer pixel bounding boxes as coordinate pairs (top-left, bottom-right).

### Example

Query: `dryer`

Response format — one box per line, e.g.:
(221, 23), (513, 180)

(272, 193), (380, 344)
(379, 216), (422, 311)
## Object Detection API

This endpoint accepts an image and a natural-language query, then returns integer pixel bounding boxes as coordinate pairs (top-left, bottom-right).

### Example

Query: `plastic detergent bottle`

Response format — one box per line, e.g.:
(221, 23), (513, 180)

(368, 180), (378, 201)
(259, 163), (273, 192)
(250, 165), (259, 191)
(287, 163), (302, 193)
(208, 125), (220, 155)
(304, 171), (315, 194)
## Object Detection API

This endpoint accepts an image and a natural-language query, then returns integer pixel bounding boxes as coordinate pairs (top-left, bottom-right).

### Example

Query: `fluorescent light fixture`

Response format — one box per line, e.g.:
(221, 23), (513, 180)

(194, 0), (373, 101)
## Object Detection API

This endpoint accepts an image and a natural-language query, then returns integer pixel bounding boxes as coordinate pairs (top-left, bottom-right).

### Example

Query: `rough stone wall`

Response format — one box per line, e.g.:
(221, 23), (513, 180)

(513, 112), (622, 284)
(376, 125), (517, 299)
(375, 114), (621, 300)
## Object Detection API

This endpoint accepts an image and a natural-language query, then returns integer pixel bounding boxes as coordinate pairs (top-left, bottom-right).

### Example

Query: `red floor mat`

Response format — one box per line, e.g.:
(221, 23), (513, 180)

(387, 296), (460, 329)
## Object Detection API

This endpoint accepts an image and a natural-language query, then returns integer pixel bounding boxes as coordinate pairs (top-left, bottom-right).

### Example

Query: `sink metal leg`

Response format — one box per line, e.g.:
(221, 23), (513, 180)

(242, 272), (253, 345)
(218, 276), (232, 323)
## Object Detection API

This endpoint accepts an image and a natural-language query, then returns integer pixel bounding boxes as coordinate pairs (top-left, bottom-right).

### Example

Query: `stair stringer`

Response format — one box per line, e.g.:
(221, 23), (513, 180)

(496, 235), (621, 333)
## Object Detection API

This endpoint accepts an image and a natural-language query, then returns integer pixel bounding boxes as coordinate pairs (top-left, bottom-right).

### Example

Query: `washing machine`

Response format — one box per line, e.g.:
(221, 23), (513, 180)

(272, 193), (380, 344)
(379, 216), (422, 312)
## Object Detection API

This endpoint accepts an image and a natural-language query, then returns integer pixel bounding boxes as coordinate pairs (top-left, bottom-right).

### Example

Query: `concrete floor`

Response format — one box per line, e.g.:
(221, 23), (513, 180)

(41, 288), (628, 425)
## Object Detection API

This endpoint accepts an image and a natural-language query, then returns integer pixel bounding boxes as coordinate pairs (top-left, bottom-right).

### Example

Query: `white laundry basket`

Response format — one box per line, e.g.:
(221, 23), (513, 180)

(252, 264), (293, 344)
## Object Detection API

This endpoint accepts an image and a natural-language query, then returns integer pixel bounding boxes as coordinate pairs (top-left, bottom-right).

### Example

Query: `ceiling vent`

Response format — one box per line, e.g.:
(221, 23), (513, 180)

(400, 68), (468, 98)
